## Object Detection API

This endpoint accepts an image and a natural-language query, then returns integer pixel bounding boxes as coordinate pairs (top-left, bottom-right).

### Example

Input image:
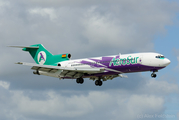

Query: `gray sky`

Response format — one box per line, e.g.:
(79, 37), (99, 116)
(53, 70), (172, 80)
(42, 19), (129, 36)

(0, 0), (179, 120)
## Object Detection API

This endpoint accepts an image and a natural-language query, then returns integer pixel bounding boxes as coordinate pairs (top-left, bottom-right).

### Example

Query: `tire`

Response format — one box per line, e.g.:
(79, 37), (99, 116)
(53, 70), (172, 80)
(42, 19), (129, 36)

(151, 73), (157, 78)
(153, 74), (157, 78)
(79, 78), (84, 84)
(98, 81), (103, 86)
(76, 78), (80, 83)
(95, 80), (99, 86)
(95, 80), (103, 86)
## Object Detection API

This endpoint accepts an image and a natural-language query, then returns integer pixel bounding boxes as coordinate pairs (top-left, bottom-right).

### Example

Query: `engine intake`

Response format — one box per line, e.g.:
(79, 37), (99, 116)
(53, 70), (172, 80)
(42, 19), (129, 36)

(68, 54), (71, 59)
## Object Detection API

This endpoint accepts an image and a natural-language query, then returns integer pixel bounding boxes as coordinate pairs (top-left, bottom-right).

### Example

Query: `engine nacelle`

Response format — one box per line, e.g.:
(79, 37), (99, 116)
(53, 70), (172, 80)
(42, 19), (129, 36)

(61, 53), (71, 59)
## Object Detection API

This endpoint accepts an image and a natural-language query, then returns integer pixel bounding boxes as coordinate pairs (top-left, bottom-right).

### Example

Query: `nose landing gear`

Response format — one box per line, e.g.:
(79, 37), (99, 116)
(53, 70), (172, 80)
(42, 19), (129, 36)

(151, 70), (157, 78)
(151, 73), (157, 78)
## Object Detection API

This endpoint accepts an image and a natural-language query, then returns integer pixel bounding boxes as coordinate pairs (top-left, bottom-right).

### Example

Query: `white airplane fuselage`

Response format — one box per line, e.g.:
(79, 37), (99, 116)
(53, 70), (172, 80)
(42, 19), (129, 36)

(39, 52), (170, 79)
(12, 44), (171, 86)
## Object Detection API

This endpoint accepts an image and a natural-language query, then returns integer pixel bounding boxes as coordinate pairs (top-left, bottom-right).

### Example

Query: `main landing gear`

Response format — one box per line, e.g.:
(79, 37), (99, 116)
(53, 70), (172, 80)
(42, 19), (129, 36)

(95, 80), (103, 86)
(76, 78), (84, 84)
(76, 77), (103, 86)
(95, 78), (103, 86)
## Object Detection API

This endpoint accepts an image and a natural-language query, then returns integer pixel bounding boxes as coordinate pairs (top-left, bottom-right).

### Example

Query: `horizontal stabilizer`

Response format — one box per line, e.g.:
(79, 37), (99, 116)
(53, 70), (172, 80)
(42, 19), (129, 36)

(8, 46), (39, 49)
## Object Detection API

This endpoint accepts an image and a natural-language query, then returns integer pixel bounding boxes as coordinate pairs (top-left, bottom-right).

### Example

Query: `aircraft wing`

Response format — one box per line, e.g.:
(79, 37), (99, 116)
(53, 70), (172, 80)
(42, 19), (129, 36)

(16, 62), (127, 79)
(16, 62), (106, 78)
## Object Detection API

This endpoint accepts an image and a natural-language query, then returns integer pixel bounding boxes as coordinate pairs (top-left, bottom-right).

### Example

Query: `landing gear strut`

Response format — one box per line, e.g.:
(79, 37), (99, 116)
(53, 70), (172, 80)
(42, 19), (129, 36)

(76, 78), (84, 84)
(95, 78), (103, 86)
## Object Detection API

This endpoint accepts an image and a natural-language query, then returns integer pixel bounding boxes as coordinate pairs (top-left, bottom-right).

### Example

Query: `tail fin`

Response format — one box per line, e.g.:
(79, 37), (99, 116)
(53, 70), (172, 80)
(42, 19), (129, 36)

(11, 44), (71, 65)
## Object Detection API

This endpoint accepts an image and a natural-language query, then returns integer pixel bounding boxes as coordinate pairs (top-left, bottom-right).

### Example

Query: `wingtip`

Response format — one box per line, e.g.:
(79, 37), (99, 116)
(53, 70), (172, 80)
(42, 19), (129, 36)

(8, 46), (39, 49)
(8, 46), (22, 48)
(15, 62), (23, 65)
(119, 74), (128, 78)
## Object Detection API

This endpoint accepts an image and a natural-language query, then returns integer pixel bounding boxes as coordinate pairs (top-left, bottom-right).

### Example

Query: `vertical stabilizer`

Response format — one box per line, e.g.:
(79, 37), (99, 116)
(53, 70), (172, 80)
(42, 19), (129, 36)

(22, 44), (53, 65)
(21, 44), (71, 65)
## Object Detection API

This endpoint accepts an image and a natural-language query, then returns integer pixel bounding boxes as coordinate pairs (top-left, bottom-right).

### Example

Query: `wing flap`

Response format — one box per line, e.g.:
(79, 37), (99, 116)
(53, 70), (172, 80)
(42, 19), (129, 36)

(90, 74), (128, 81)
(16, 62), (105, 74)
(31, 66), (58, 73)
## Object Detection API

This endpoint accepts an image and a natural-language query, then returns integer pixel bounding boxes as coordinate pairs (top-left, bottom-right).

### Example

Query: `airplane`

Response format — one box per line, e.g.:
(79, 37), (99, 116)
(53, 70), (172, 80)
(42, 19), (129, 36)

(10, 44), (171, 86)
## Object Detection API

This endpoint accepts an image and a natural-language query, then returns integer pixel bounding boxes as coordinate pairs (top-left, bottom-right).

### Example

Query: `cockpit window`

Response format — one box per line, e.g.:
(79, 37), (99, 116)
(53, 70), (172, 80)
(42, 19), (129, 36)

(156, 55), (165, 59)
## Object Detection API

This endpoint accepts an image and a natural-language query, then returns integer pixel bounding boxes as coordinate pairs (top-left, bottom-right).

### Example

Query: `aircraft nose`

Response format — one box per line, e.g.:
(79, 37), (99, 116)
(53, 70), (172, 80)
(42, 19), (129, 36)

(163, 58), (171, 66)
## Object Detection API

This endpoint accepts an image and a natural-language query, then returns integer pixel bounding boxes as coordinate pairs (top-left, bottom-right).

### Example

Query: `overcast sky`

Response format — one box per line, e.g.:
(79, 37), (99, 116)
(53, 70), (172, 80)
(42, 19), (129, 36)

(0, 0), (179, 120)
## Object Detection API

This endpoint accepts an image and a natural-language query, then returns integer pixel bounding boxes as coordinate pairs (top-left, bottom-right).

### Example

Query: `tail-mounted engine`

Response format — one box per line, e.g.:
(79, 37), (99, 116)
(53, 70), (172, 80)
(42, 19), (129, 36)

(61, 53), (71, 59)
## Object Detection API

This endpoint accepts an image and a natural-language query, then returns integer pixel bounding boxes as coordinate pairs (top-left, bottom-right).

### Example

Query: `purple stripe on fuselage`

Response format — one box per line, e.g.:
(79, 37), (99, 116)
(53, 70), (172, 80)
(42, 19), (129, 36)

(80, 56), (117, 68)
(62, 64), (165, 79)
(62, 56), (165, 79)
(89, 64), (165, 76)
(82, 64), (165, 78)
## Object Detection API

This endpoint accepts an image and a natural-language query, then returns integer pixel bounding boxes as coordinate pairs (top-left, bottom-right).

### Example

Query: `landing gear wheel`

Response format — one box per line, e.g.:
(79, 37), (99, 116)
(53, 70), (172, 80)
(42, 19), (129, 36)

(76, 78), (80, 83)
(95, 80), (99, 86)
(76, 78), (84, 84)
(95, 80), (103, 86)
(79, 78), (84, 84)
(151, 73), (157, 78)
(98, 81), (103, 86)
